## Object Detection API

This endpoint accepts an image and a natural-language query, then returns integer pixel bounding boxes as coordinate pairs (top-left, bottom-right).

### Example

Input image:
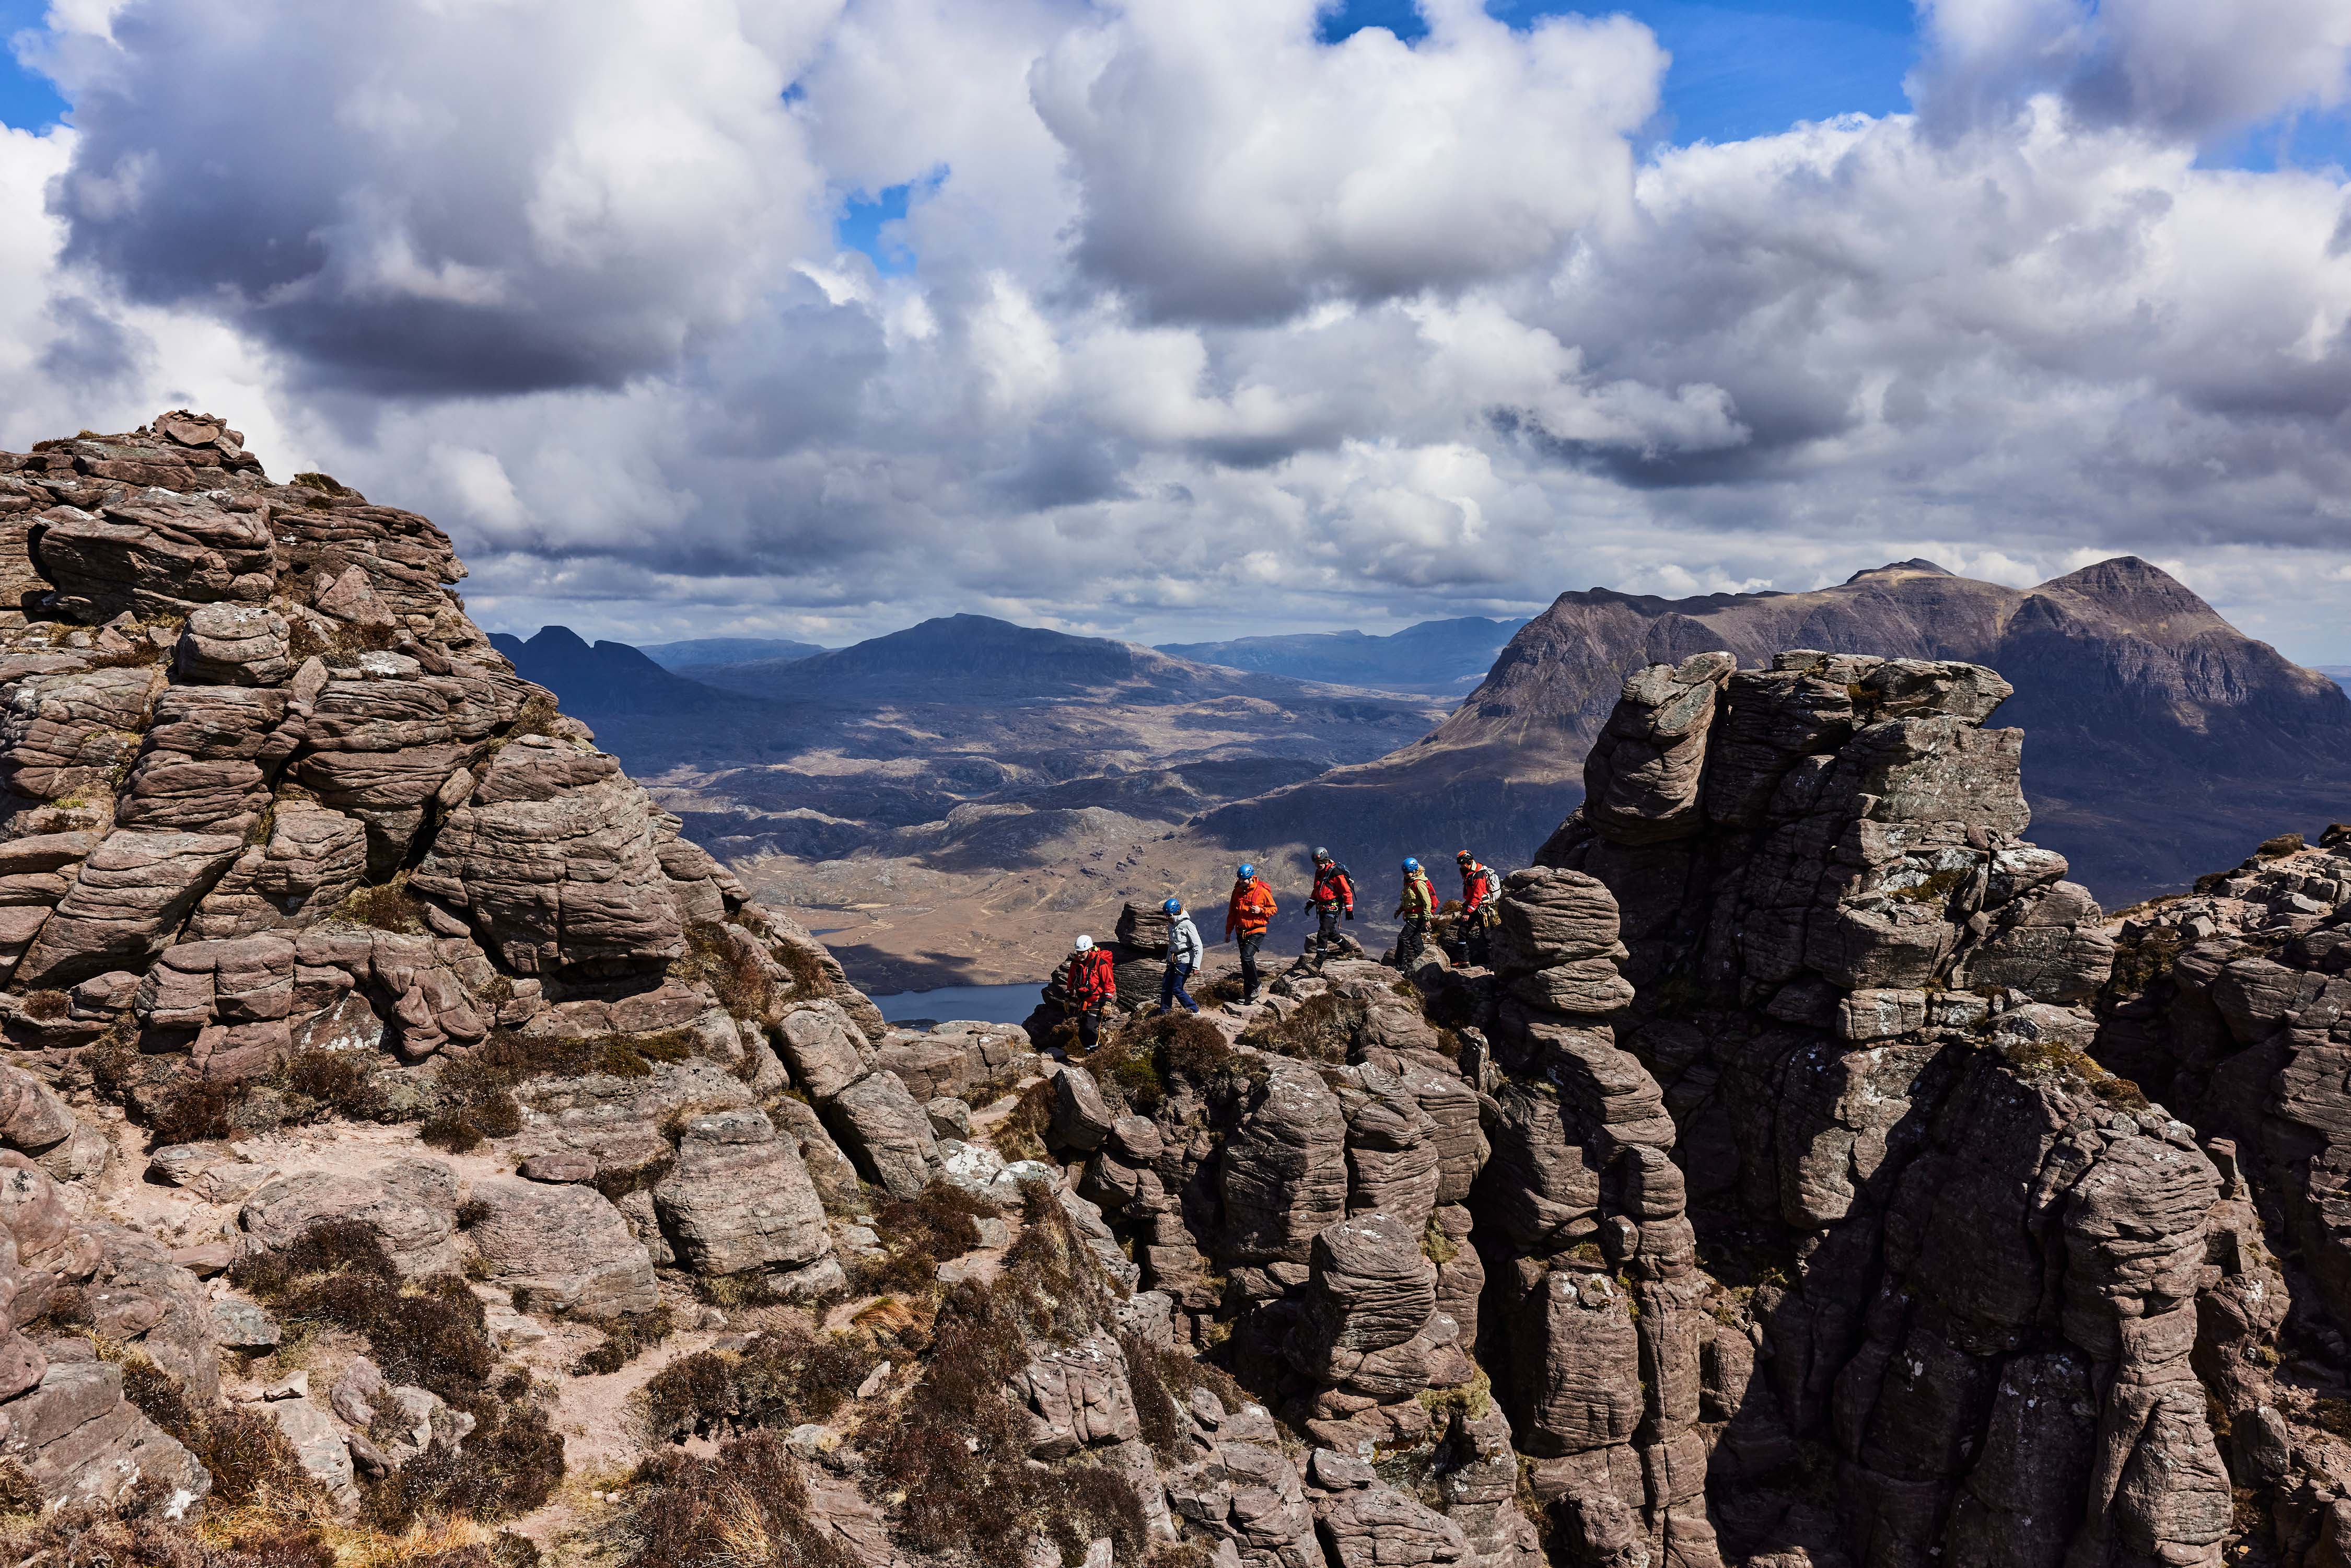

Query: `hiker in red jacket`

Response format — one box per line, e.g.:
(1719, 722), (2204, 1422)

(1224, 863), (1278, 1003)
(1061, 934), (1116, 1050)
(1307, 847), (1355, 965)
(1456, 851), (1499, 968)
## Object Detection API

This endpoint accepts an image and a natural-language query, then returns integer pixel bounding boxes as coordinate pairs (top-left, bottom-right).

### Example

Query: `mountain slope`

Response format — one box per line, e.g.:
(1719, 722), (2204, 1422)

(1156, 614), (1528, 694)
(695, 612), (1309, 706)
(490, 625), (743, 713)
(637, 634), (829, 670)
(1198, 557), (2351, 904)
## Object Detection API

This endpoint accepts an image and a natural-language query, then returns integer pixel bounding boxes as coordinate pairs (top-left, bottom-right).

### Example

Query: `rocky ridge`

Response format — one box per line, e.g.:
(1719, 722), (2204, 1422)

(1, 410), (2345, 1568)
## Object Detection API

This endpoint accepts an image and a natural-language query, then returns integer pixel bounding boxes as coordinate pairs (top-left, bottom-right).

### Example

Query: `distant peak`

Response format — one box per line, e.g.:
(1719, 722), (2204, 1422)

(1844, 559), (1952, 584)
(2036, 555), (2207, 607)
(526, 624), (592, 651)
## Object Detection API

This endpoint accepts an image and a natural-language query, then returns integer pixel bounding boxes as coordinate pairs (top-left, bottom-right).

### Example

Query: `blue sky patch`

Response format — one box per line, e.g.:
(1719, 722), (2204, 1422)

(0, 0), (65, 132)
(1318, 0), (1917, 144)
(834, 168), (945, 276)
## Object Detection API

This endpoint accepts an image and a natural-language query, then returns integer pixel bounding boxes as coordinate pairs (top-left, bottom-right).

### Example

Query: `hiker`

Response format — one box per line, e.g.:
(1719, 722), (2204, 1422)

(1307, 846), (1355, 962)
(1456, 850), (1499, 967)
(1224, 862), (1278, 1003)
(1395, 857), (1436, 970)
(1160, 897), (1204, 1015)
(1061, 934), (1116, 1050)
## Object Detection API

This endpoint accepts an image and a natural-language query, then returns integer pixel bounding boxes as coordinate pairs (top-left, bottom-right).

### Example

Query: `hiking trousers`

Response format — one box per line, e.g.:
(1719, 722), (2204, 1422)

(1237, 934), (1264, 999)
(1314, 904), (1343, 957)
(1396, 916), (1429, 970)
(1077, 1003), (1105, 1051)
(1161, 962), (1199, 1014)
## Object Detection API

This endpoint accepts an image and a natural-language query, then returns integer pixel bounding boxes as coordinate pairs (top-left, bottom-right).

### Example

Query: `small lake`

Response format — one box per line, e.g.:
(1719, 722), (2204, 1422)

(870, 981), (1041, 1027)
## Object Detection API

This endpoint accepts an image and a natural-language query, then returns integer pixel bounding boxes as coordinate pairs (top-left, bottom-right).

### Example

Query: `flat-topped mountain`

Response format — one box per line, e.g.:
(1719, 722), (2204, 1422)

(1158, 614), (1529, 695)
(1200, 556), (2351, 904)
(637, 634), (828, 670)
(694, 612), (1318, 705)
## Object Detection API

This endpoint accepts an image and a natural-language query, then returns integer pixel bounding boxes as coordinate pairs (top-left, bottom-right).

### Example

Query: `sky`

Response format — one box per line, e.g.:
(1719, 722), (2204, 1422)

(3, 2), (2350, 663)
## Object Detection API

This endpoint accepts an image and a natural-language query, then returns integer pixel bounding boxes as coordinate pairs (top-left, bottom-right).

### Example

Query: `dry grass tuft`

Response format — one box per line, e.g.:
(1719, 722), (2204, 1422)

(610, 1431), (854, 1568)
(1238, 991), (1363, 1064)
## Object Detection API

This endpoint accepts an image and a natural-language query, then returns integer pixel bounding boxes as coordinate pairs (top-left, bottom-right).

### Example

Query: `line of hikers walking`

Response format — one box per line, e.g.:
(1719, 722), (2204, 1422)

(1056, 847), (1502, 1042)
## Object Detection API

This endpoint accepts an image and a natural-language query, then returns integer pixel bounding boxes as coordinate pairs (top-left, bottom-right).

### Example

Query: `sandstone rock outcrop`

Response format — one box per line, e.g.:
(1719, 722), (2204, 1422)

(9, 410), (2339, 1568)
(0, 413), (904, 1543)
(1533, 650), (2261, 1568)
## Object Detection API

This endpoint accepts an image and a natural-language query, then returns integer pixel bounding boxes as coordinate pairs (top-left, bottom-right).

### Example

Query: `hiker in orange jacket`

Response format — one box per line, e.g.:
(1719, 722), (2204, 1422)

(1456, 850), (1499, 968)
(1224, 863), (1277, 1003)
(1061, 934), (1116, 1051)
(1308, 847), (1355, 965)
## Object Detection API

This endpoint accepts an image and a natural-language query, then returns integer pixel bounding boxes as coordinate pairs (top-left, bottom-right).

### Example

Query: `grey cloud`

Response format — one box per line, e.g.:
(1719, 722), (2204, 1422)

(1913, 0), (2351, 144)
(47, 0), (828, 396)
(37, 294), (145, 392)
(4, 0), (2350, 665)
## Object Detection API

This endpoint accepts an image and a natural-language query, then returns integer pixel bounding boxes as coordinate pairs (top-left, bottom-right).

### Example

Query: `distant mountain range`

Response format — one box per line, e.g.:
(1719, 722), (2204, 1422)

(492, 612), (1443, 835)
(637, 635), (830, 670)
(1157, 616), (1528, 694)
(489, 626), (747, 714)
(493, 568), (2348, 979)
(1198, 557), (2351, 905)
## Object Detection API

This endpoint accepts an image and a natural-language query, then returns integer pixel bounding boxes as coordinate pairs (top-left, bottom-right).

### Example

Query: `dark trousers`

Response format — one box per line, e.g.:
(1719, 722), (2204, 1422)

(1463, 921), (1489, 968)
(1396, 916), (1428, 969)
(1314, 904), (1342, 957)
(1161, 962), (1198, 1013)
(1077, 1004), (1104, 1051)
(1237, 934), (1264, 998)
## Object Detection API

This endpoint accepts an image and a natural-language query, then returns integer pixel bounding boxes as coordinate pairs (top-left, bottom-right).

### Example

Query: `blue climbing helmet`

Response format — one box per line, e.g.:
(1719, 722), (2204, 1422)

(1237, 863), (1256, 880)
(1162, 898), (1183, 915)
(1402, 857), (1421, 873)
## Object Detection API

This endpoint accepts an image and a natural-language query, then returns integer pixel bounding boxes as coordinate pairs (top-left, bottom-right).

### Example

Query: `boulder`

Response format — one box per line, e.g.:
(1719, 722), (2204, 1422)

(0, 1356), (212, 1519)
(461, 1175), (658, 1318)
(652, 1109), (831, 1275)
(174, 603), (290, 686)
(266, 1396), (357, 1507)
(1220, 1058), (1348, 1265)
(823, 1071), (940, 1201)
(777, 1002), (877, 1099)
(238, 1158), (461, 1276)
(409, 735), (684, 974)
(15, 829), (247, 986)
(1049, 1064), (1115, 1152)
(771, 1095), (862, 1209)
(1286, 1211), (1439, 1385)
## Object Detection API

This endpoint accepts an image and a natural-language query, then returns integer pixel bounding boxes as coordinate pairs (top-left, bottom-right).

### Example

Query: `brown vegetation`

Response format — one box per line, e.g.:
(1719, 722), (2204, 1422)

(612, 1431), (855, 1568)
(1238, 991), (1363, 1063)
(573, 1305), (677, 1377)
(860, 1197), (1149, 1567)
(227, 1221), (563, 1526)
(852, 1179), (999, 1296)
(673, 922), (778, 1025)
(638, 1323), (888, 1444)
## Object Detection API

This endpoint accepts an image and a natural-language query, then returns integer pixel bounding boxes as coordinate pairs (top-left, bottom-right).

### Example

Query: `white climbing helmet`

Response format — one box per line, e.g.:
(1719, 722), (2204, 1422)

(1073, 935), (1093, 951)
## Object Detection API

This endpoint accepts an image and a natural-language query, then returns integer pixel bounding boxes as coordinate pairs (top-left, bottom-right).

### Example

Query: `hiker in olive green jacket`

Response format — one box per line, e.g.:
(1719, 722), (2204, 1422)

(1394, 857), (1436, 970)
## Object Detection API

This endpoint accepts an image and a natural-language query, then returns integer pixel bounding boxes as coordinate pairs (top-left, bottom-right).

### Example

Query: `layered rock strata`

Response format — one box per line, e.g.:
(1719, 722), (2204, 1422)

(1533, 652), (2264, 1568)
(0, 414), (914, 1517)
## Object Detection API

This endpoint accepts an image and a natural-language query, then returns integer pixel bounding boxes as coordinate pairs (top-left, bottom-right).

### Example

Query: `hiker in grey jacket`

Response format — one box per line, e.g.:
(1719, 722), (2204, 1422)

(1160, 899), (1204, 1015)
